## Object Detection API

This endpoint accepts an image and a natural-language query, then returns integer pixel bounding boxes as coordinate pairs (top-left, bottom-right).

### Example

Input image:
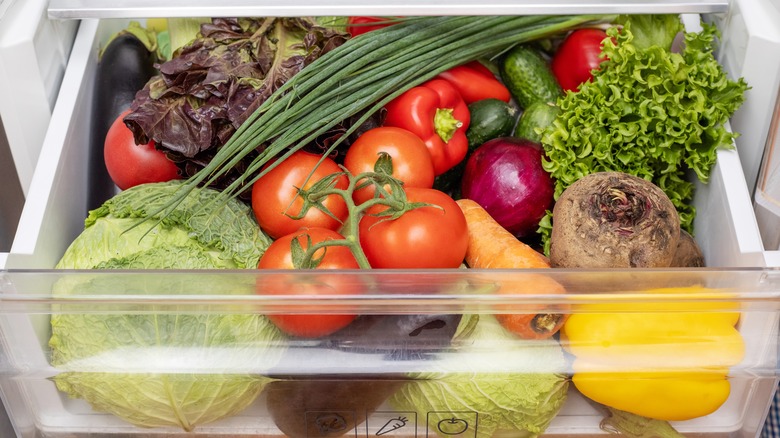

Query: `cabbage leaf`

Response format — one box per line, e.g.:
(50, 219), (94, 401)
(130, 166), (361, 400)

(389, 315), (569, 438)
(56, 180), (271, 270)
(51, 181), (283, 431)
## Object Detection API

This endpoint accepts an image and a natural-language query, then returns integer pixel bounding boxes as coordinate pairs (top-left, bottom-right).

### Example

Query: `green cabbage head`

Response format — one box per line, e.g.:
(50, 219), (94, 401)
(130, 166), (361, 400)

(390, 315), (569, 438)
(51, 181), (283, 431)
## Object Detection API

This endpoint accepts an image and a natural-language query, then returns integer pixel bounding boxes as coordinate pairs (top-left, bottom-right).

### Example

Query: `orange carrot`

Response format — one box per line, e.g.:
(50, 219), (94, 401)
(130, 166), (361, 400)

(456, 198), (550, 269)
(456, 198), (568, 340)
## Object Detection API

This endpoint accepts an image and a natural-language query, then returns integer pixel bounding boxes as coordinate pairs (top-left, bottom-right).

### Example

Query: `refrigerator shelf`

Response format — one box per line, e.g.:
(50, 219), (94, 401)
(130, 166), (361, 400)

(47, 0), (730, 19)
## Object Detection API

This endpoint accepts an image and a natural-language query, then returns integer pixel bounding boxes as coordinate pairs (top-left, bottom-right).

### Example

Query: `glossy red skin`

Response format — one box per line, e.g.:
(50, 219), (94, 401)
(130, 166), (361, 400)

(251, 151), (349, 239)
(551, 28), (610, 92)
(461, 137), (554, 238)
(103, 109), (180, 190)
(347, 16), (396, 36)
(384, 79), (471, 176)
(344, 127), (435, 205)
(257, 227), (360, 338)
(359, 187), (468, 269)
(436, 61), (511, 104)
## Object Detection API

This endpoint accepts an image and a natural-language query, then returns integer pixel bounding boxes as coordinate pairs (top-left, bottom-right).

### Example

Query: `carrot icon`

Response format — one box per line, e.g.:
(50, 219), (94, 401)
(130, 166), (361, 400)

(376, 416), (408, 435)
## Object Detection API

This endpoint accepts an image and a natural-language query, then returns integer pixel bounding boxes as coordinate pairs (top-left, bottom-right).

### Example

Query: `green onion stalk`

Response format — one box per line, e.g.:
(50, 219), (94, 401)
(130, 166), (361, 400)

(152, 15), (613, 218)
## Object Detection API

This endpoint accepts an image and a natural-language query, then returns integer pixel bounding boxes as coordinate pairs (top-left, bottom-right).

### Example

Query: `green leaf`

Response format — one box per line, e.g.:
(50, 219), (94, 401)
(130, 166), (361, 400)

(59, 181), (272, 270)
(54, 373), (269, 432)
(51, 181), (284, 431)
(390, 315), (569, 438)
(50, 304), (283, 430)
(167, 17), (208, 55)
(101, 21), (158, 58)
(617, 15), (683, 52)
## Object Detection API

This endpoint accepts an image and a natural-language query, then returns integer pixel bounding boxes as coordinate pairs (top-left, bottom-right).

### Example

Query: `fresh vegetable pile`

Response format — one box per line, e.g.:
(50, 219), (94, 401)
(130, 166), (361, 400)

(539, 15), (748, 251)
(54, 12), (750, 437)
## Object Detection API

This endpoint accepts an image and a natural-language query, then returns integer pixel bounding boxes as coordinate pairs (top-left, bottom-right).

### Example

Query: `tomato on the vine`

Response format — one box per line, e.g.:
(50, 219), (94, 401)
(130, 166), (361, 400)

(104, 109), (180, 190)
(551, 28), (610, 92)
(257, 227), (361, 338)
(252, 151), (349, 239)
(259, 228), (358, 270)
(359, 187), (468, 269)
(344, 127), (435, 205)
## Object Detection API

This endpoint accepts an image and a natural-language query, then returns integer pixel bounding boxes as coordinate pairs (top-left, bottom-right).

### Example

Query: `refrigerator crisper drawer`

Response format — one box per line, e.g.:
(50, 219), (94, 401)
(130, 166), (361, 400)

(2, 13), (780, 438)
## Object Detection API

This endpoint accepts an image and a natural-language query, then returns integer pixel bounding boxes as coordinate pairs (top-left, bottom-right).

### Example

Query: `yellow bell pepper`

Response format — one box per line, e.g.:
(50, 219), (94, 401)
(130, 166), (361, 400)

(561, 286), (745, 422)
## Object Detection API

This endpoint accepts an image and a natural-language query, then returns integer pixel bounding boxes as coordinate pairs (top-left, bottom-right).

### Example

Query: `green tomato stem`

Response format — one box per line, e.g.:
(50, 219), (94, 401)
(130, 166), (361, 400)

(434, 108), (462, 143)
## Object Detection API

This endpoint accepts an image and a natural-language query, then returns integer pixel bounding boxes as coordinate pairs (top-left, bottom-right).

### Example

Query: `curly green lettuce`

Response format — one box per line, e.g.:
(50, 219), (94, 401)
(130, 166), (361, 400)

(539, 15), (749, 253)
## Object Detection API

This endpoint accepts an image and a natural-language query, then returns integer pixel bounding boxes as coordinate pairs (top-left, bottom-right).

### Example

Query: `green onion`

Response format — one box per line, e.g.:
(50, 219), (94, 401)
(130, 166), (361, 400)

(156, 15), (612, 215)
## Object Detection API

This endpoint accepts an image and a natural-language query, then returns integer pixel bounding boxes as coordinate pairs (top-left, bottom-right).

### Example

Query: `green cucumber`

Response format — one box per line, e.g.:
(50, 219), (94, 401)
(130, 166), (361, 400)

(435, 98), (517, 198)
(499, 44), (562, 109)
(514, 101), (561, 143)
(466, 98), (518, 149)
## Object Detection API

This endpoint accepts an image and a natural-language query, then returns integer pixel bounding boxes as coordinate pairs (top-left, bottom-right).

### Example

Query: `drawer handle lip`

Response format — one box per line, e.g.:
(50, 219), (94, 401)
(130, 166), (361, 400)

(46, 0), (730, 20)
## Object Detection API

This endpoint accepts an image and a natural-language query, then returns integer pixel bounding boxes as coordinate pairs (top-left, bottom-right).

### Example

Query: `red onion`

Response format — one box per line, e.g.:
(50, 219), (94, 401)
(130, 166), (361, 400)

(461, 137), (554, 238)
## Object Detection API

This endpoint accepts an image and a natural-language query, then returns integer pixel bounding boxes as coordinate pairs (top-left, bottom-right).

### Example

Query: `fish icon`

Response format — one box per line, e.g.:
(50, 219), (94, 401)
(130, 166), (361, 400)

(376, 416), (408, 435)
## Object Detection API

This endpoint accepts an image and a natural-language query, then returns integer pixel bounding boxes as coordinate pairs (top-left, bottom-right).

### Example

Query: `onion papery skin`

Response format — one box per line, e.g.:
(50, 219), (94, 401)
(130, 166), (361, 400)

(461, 137), (554, 238)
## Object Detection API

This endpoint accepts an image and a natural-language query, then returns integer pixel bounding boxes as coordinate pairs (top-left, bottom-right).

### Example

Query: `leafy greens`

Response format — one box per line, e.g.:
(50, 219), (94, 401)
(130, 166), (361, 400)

(539, 15), (748, 251)
(56, 180), (271, 270)
(389, 315), (569, 438)
(122, 17), (377, 200)
(126, 17), (349, 158)
(51, 181), (283, 431)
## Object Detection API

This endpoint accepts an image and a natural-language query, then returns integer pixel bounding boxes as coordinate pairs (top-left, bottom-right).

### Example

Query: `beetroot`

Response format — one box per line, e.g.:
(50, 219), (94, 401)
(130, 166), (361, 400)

(549, 172), (681, 268)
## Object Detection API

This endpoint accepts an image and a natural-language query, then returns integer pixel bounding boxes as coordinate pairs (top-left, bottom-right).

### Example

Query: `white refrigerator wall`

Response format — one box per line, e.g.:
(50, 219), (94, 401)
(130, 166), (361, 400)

(711, 0), (780, 203)
(713, 0), (780, 263)
(0, 0), (78, 197)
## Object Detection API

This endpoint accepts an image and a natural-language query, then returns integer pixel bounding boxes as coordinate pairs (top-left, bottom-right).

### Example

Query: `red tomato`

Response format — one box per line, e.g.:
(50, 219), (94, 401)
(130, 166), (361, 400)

(252, 151), (349, 239)
(344, 127), (435, 205)
(359, 188), (468, 269)
(103, 109), (180, 190)
(551, 28), (610, 92)
(347, 16), (396, 36)
(257, 227), (361, 338)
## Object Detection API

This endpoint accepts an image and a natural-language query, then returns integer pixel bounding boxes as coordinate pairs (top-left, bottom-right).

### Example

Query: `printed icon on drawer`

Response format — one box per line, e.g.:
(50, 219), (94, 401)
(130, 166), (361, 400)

(427, 412), (478, 437)
(376, 416), (409, 435)
(306, 411), (357, 437)
(369, 411), (416, 436)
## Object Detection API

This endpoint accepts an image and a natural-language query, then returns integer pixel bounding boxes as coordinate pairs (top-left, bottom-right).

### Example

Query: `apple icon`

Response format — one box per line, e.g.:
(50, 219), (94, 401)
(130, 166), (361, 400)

(438, 417), (469, 435)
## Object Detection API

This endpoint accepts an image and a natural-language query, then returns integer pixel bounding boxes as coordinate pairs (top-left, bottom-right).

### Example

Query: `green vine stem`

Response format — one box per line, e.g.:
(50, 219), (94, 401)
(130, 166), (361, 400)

(288, 154), (430, 270)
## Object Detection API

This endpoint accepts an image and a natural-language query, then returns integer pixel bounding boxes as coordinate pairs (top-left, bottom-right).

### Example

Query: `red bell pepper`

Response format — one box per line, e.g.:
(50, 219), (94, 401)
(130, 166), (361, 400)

(384, 79), (471, 176)
(436, 61), (511, 104)
(347, 16), (397, 37)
